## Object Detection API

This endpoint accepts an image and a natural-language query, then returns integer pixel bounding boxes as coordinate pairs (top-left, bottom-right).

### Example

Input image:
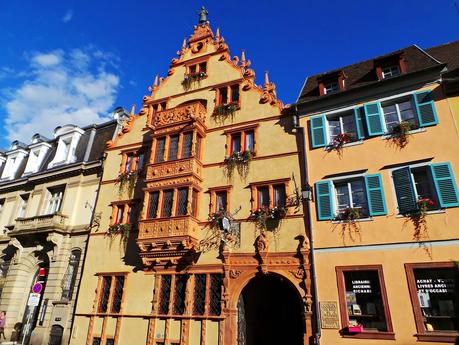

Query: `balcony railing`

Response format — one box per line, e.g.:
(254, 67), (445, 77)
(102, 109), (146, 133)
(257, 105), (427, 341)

(152, 101), (206, 128)
(146, 156), (202, 182)
(14, 213), (68, 232)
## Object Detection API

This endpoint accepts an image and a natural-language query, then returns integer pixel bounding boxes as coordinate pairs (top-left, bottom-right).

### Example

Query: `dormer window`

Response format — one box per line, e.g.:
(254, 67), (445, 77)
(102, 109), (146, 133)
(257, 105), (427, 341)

(324, 81), (339, 95)
(1, 142), (28, 181)
(319, 72), (346, 96)
(48, 125), (84, 169)
(382, 65), (401, 79)
(23, 136), (52, 176)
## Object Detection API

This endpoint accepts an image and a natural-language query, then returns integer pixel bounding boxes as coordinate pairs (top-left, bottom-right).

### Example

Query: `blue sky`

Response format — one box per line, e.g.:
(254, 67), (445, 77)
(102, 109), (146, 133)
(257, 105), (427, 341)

(0, 0), (458, 148)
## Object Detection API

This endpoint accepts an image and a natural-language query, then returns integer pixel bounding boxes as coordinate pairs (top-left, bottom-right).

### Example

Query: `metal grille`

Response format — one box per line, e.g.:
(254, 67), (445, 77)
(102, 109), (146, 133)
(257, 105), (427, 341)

(168, 136), (179, 160)
(92, 338), (101, 345)
(176, 189), (188, 216)
(155, 138), (166, 163)
(209, 274), (223, 316)
(173, 274), (189, 315)
(195, 136), (201, 159)
(193, 274), (206, 315)
(148, 192), (160, 219)
(161, 190), (173, 217)
(106, 339), (114, 345)
(182, 133), (193, 158)
(111, 276), (125, 313)
(158, 275), (172, 315)
(98, 276), (112, 312)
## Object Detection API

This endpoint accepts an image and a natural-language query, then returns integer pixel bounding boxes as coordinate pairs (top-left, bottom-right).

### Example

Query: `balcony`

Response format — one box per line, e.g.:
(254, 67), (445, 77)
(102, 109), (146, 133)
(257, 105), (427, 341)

(12, 213), (69, 234)
(146, 156), (202, 183)
(137, 216), (200, 267)
(152, 101), (207, 128)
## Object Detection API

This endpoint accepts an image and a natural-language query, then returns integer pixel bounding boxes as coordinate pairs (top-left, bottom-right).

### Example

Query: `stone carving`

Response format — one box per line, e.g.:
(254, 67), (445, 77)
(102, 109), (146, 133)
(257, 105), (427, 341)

(146, 157), (202, 181)
(153, 102), (206, 128)
(289, 268), (306, 280)
(229, 269), (242, 279)
(255, 231), (269, 254)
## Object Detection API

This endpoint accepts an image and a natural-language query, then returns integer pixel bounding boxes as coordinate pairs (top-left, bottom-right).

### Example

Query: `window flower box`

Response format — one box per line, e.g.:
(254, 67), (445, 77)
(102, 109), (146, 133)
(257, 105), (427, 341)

(345, 325), (364, 333)
(250, 206), (287, 230)
(182, 72), (207, 89)
(326, 132), (353, 153)
(214, 102), (239, 117)
(223, 150), (252, 178)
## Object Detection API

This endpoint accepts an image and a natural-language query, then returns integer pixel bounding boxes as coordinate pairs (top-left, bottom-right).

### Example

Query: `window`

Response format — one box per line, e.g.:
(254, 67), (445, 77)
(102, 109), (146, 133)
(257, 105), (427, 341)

(186, 62), (207, 77)
(208, 187), (230, 214)
(250, 181), (288, 210)
(92, 337), (101, 345)
(61, 249), (81, 300)
(405, 263), (459, 340)
(168, 136), (179, 161)
(324, 81), (339, 94)
(334, 179), (369, 218)
(381, 98), (417, 133)
(154, 132), (202, 163)
(315, 174), (387, 221)
(46, 187), (64, 214)
(97, 275), (125, 313)
(157, 273), (222, 316)
(382, 65), (401, 79)
(146, 188), (198, 219)
(122, 151), (145, 173)
(216, 191), (227, 212)
(392, 163), (459, 214)
(154, 138), (166, 163)
(0, 199), (4, 219)
(181, 132), (193, 159)
(111, 202), (136, 225)
(217, 84), (240, 106)
(0, 257), (11, 299)
(17, 194), (29, 218)
(336, 266), (394, 338)
(105, 339), (114, 345)
(327, 111), (360, 143)
(227, 128), (255, 155)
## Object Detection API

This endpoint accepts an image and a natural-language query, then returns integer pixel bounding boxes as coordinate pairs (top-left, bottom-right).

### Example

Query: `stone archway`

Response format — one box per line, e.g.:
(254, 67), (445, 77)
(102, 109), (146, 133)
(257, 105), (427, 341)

(237, 273), (304, 345)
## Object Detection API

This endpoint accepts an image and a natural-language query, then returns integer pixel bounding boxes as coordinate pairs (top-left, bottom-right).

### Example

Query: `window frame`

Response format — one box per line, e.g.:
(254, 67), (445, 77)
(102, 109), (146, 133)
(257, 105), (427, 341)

(331, 177), (369, 219)
(405, 262), (459, 342)
(95, 273), (127, 315)
(381, 65), (401, 79)
(249, 179), (289, 211)
(380, 96), (418, 133)
(46, 185), (65, 215)
(110, 201), (137, 225)
(208, 186), (231, 214)
(225, 125), (258, 157)
(336, 265), (395, 340)
(152, 131), (203, 164)
(121, 149), (145, 173)
(17, 194), (29, 219)
(326, 110), (361, 144)
(215, 83), (241, 107)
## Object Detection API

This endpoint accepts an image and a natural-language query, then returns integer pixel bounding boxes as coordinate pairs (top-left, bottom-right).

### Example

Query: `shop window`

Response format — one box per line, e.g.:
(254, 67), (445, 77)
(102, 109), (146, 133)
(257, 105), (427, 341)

(405, 263), (459, 340)
(157, 273), (222, 316)
(97, 275), (125, 314)
(336, 266), (394, 338)
(46, 186), (65, 214)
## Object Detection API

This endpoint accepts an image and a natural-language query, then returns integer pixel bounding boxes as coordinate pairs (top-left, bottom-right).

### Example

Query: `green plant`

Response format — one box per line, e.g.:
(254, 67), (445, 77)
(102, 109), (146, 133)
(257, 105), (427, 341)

(182, 72), (207, 90)
(404, 197), (435, 255)
(214, 102), (238, 118)
(115, 171), (138, 196)
(223, 150), (252, 178)
(107, 223), (131, 248)
(334, 207), (363, 242)
(390, 121), (413, 148)
(250, 206), (287, 231)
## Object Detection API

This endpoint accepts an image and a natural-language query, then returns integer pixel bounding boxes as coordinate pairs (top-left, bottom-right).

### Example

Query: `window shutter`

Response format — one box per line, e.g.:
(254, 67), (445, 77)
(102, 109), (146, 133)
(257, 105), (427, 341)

(413, 90), (438, 127)
(310, 115), (327, 148)
(315, 181), (334, 220)
(363, 102), (384, 136)
(392, 167), (417, 214)
(354, 106), (365, 140)
(430, 162), (459, 208)
(364, 174), (387, 216)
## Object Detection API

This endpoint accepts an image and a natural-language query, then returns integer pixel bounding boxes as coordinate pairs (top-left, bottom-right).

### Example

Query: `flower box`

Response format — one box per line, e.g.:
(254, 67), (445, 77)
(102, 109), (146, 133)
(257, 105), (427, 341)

(345, 325), (363, 333)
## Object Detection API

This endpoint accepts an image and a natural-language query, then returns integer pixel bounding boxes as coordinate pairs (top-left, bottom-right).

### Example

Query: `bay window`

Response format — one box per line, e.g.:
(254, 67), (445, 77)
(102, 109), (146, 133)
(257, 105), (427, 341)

(153, 132), (202, 163)
(146, 188), (199, 219)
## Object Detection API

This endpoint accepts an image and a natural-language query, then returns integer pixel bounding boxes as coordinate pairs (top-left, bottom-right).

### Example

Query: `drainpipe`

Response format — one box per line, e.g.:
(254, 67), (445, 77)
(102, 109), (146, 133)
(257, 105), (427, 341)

(293, 107), (321, 345)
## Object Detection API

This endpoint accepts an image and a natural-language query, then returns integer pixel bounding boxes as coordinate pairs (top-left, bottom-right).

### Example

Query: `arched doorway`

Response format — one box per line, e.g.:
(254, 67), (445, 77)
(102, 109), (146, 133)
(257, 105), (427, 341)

(237, 274), (304, 345)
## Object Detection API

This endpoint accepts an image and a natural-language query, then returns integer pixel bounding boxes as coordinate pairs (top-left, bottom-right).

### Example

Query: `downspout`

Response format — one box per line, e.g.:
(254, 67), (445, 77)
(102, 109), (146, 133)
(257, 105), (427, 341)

(293, 107), (321, 345)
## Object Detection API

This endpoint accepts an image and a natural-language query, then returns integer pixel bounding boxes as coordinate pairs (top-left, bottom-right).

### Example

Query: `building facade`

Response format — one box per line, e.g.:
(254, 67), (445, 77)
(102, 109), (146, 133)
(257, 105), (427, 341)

(0, 119), (119, 345)
(70, 14), (312, 345)
(295, 43), (459, 344)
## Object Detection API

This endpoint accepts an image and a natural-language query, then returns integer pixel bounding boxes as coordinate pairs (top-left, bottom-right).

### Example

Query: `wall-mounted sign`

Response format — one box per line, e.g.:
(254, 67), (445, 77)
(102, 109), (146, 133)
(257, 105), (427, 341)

(416, 278), (455, 294)
(320, 301), (340, 329)
(27, 293), (41, 307)
(32, 282), (43, 294)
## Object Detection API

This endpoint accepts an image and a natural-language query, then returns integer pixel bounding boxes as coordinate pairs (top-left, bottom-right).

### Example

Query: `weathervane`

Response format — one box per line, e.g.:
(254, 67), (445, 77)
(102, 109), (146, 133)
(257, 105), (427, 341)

(198, 6), (208, 24)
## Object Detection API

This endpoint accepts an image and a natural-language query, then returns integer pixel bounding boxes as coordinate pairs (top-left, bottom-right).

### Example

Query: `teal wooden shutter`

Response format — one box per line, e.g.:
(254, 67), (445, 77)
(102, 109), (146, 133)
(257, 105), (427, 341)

(413, 91), (438, 127)
(392, 167), (417, 214)
(364, 174), (387, 216)
(363, 102), (384, 136)
(315, 181), (334, 220)
(430, 163), (459, 208)
(310, 115), (327, 148)
(353, 107), (365, 140)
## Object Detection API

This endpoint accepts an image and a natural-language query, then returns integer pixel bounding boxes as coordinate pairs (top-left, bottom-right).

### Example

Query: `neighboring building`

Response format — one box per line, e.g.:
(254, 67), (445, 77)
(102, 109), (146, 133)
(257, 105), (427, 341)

(71, 10), (312, 345)
(0, 118), (120, 345)
(294, 43), (459, 344)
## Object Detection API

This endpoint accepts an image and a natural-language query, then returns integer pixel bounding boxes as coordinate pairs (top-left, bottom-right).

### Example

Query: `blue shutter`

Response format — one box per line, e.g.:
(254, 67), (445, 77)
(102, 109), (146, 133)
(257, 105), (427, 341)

(354, 107), (365, 140)
(310, 115), (327, 148)
(315, 181), (334, 220)
(413, 91), (438, 127)
(430, 163), (459, 208)
(364, 174), (387, 216)
(392, 167), (417, 214)
(363, 102), (384, 136)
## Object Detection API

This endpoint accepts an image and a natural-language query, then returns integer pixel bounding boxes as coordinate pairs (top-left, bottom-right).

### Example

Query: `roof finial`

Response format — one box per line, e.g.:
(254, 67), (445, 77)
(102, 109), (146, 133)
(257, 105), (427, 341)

(182, 38), (187, 49)
(241, 49), (246, 63)
(153, 74), (159, 87)
(130, 104), (136, 115)
(216, 27), (220, 39)
(198, 6), (208, 24)
(264, 70), (270, 86)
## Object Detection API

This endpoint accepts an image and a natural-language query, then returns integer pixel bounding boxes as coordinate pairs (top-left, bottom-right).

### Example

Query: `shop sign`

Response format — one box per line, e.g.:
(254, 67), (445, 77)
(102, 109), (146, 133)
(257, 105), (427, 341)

(352, 279), (372, 293)
(320, 301), (340, 329)
(416, 278), (455, 294)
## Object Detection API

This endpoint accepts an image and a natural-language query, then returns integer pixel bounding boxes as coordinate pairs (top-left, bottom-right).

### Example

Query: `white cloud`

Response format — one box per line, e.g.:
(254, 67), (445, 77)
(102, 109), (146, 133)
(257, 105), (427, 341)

(2, 48), (120, 143)
(62, 9), (73, 23)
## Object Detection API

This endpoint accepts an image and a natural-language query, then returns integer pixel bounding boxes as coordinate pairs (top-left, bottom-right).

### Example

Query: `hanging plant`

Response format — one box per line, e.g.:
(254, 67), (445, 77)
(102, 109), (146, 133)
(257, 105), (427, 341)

(115, 171), (138, 196)
(249, 206), (287, 231)
(223, 150), (252, 178)
(213, 102), (238, 119)
(182, 72), (207, 90)
(405, 197), (435, 253)
(390, 121), (413, 148)
(107, 223), (131, 248)
(334, 207), (363, 241)
(326, 133), (353, 154)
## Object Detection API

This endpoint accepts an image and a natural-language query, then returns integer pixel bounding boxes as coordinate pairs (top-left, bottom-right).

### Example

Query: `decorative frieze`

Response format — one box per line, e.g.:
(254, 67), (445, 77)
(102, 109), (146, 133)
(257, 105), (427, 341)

(153, 102), (206, 128)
